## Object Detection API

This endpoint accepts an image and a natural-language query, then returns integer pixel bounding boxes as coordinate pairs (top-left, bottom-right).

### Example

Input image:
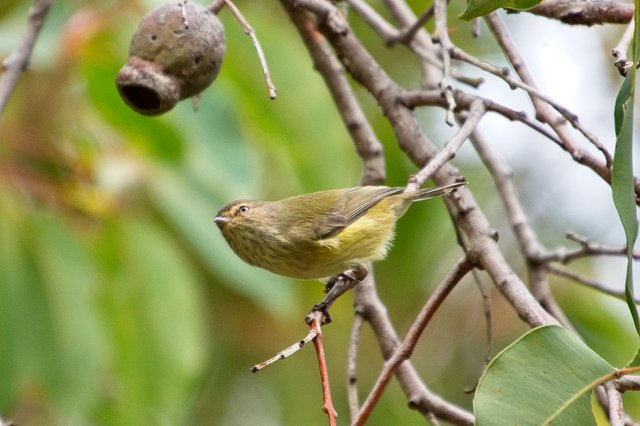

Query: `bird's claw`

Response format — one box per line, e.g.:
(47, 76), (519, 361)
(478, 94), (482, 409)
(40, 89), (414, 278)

(310, 302), (332, 325)
(314, 265), (368, 325)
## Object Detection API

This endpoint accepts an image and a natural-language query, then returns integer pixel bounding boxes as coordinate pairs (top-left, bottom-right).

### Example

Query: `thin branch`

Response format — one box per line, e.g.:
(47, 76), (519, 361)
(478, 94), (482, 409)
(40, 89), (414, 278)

(611, 18), (636, 76)
(605, 381), (625, 426)
(400, 89), (565, 147)
(379, 0), (443, 89)
(250, 324), (319, 372)
(528, 0), (634, 25)
(469, 127), (573, 327)
(347, 312), (364, 422)
(407, 99), (485, 191)
(386, 4), (436, 46)
(432, 0), (456, 125)
(221, 0), (277, 99)
(614, 375), (640, 392)
(307, 311), (338, 426)
(0, 0), (54, 117)
(446, 42), (613, 169)
(472, 268), (494, 370)
(353, 272), (475, 424)
(354, 256), (474, 426)
(486, 13), (632, 196)
(538, 231), (640, 264)
(547, 264), (640, 305)
(348, 0), (482, 89)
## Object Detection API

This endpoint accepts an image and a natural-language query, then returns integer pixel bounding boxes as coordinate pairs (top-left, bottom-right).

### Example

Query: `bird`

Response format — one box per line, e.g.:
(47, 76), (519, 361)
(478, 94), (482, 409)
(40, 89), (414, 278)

(214, 180), (466, 282)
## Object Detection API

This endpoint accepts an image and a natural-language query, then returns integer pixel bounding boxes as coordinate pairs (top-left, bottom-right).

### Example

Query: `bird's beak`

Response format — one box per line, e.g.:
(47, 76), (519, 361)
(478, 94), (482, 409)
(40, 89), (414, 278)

(214, 216), (230, 227)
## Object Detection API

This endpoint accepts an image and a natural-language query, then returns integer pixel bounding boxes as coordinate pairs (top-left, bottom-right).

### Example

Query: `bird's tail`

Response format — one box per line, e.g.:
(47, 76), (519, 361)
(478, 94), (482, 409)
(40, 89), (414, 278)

(413, 180), (467, 201)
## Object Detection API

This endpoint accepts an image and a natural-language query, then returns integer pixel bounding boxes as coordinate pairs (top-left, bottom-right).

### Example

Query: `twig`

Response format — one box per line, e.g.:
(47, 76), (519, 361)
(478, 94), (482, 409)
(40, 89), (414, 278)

(528, 0), (634, 25)
(221, 0), (277, 99)
(347, 312), (364, 422)
(400, 89), (564, 148)
(387, 4), (436, 46)
(354, 256), (474, 426)
(470, 127), (573, 327)
(538, 231), (640, 264)
(485, 13), (626, 193)
(605, 381), (625, 426)
(306, 310), (338, 426)
(406, 99), (485, 191)
(547, 264), (640, 305)
(0, 0), (54, 117)
(348, 0), (482, 89)
(445, 42), (613, 169)
(614, 375), (640, 392)
(432, 0), (456, 125)
(250, 325), (318, 372)
(353, 272), (475, 424)
(612, 18), (636, 76)
(378, 0), (444, 89)
(472, 268), (493, 368)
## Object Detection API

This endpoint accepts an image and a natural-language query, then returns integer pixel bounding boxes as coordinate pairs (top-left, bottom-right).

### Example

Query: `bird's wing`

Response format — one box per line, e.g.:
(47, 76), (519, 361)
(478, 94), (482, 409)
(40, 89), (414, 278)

(313, 186), (403, 240)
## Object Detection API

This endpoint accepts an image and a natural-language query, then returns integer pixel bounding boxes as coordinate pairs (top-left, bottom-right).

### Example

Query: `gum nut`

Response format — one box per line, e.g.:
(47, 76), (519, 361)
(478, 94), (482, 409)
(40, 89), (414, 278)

(116, 1), (226, 115)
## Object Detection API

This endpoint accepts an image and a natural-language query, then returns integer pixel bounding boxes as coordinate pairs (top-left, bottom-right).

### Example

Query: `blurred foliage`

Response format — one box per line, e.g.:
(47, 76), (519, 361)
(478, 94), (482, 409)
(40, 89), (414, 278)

(0, 0), (638, 425)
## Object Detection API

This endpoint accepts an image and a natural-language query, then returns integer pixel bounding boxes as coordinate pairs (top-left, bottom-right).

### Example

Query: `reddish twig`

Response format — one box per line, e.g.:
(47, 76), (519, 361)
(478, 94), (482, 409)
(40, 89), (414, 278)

(307, 310), (338, 426)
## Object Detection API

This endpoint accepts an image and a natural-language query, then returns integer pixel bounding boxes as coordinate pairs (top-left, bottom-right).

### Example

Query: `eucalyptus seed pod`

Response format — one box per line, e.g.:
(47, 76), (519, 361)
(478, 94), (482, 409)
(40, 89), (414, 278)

(116, 1), (226, 115)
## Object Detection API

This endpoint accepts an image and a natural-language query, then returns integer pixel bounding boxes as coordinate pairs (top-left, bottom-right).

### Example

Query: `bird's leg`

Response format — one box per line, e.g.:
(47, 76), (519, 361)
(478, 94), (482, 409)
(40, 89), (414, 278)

(311, 265), (368, 324)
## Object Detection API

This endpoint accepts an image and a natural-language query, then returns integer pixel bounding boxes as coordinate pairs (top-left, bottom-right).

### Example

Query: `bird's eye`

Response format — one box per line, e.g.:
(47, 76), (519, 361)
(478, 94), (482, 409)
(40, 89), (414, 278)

(238, 205), (250, 213)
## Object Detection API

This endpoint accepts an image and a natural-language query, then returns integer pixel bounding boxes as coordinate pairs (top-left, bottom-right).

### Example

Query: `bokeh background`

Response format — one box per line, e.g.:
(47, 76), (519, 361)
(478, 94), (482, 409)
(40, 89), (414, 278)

(1, 0), (638, 424)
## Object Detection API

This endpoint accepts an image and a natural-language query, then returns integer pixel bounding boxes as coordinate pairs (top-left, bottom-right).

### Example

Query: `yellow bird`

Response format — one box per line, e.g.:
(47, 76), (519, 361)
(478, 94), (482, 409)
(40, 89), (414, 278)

(214, 181), (466, 281)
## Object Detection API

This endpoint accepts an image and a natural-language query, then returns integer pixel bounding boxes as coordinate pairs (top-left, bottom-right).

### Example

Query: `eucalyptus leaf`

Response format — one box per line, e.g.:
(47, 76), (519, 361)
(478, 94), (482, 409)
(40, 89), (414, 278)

(611, 29), (639, 336)
(475, 325), (615, 425)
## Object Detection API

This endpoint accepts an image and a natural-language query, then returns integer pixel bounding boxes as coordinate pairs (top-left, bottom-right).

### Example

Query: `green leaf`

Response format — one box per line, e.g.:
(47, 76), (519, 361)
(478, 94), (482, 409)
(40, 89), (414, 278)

(459, 0), (543, 21)
(474, 325), (615, 425)
(611, 17), (639, 336)
(96, 218), (207, 424)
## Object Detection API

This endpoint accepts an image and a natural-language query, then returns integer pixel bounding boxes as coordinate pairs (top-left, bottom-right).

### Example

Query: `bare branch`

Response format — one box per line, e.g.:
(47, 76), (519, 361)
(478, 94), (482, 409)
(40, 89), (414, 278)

(386, 4), (436, 46)
(432, 0), (457, 125)
(400, 89), (564, 147)
(407, 99), (485, 191)
(485, 13), (628, 194)
(605, 381), (625, 426)
(538, 231), (640, 264)
(0, 0), (53, 117)
(354, 256), (474, 425)
(611, 18), (636, 76)
(222, 0), (277, 99)
(354, 272), (475, 424)
(547, 264), (640, 304)
(347, 312), (364, 422)
(528, 0), (634, 25)
(469, 127), (573, 327)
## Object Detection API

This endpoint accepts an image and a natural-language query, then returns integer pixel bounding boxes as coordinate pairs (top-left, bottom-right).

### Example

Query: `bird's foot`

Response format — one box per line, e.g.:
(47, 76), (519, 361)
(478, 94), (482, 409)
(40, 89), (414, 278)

(313, 265), (368, 324)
